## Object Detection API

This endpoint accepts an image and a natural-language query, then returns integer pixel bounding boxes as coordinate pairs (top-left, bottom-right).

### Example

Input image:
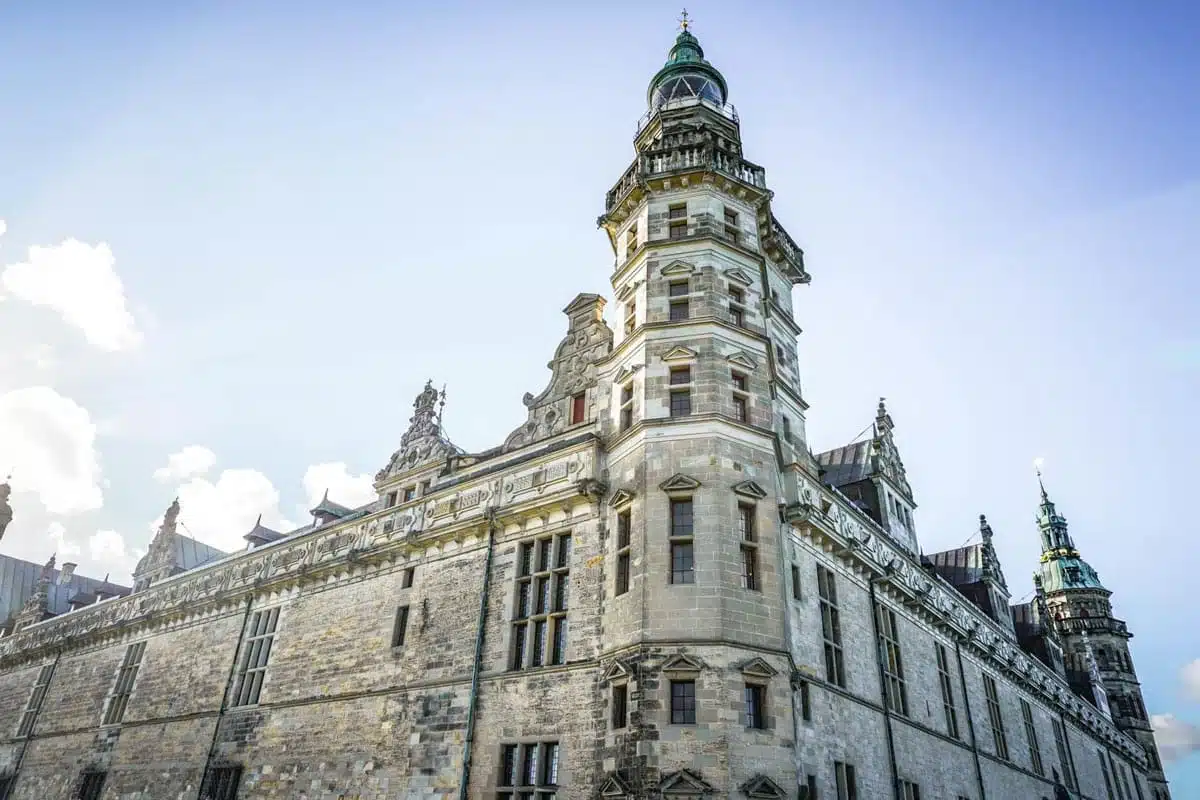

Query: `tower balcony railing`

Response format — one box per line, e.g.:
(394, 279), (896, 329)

(636, 96), (739, 134)
(1056, 615), (1129, 636)
(604, 146), (767, 213)
(769, 215), (803, 265)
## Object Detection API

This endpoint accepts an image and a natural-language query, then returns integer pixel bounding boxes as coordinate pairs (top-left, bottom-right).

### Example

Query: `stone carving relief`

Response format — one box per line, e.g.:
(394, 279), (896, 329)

(377, 381), (462, 482)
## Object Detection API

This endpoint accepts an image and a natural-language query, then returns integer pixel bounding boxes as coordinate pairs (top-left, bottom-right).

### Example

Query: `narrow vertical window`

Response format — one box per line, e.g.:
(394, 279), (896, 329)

(500, 744), (518, 788)
(612, 683), (628, 729)
(103, 641), (147, 725)
(834, 761), (857, 800)
(511, 534), (571, 669)
(670, 680), (696, 724)
(668, 204), (688, 239)
(724, 206), (740, 244)
(877, 606), (908, 716)
(668, 281), (689, 320)
(200, 765), (242, 800)
(625, 222), (638, 255)
(899, 780), (921, 800)
(1052, 718), (1078, 791)
(619, 381), (634, 432)
(1021, 698), (1044, 775)
(402, 566), (415, 589)
(232, 607), (279, 707)
(624, 299), (637, 335)
(16, 663), (54, 738)
(669, 498), (694, 584)
(817, 566), (846, 687)
(392, 606), (410, 648)
(615, 509), (631, 596)
(738, 503), (758, 591)
(798, 679), (811, 722)
(731, 371), (748, 422)
(744, 683), (767, 729)
(385, 491), (397, 508)
(77, 771), (107, 800)
(729, 285), (745, 327)
(791, 564), (802, 600)
(570, 392), (586, 424)
(669, 366), (692, 417)
(982, 673), (1010, 760)
(1099, 749), (1116, 800)
(781, 415), (792, 443)
(935, 644), (960, 739)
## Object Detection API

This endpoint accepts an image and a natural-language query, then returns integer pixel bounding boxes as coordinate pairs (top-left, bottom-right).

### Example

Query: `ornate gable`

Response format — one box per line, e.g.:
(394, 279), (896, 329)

(870, 397), (913, 500)
(738, 656), (779, 679)
(660, 474), (701, 493)
(660, 769), (713, 796)
(741, 776), (788, 799)
(732, 480), (767, 500)
(377, 381), (463, 482)
(502, 294), (614, 453)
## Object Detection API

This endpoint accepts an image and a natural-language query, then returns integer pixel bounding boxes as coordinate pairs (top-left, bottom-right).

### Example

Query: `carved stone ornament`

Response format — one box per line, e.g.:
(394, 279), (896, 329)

(0, 479), (13, 542)
(377, 381), (462, 482)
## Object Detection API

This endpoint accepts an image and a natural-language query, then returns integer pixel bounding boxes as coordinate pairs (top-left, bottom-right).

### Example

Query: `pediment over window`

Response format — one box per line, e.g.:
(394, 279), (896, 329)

(660, 769), (714, 796)
(615, 365), (638, 384)
(661, 260), (697, 277)
(609, 489), (636, 509)
(724, 267), (754, 286)
(600, 773), (632, 798)
(726, 351), (758, 370)
(602, 659), (633, 684)
(661, 653), (704, 675)
(732, 480), (768, 500)
(738, 656), (779, 679)
(616, 280), (642, 302)
(662, 346), (698, 362)
(659, 474), (701, 493)
(741, 775), (787, 799)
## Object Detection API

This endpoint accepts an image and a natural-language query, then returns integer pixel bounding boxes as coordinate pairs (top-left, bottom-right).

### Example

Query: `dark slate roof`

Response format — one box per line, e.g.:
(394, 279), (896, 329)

(0, 555), (132, 624)
(310, 494), (353, 518)
(814, 440), (872, 489)
(170, 533), (228, 571)
(1011, 601), (1038, 635)
(244, 517), (286, 547)
(922, 544), (985, 588)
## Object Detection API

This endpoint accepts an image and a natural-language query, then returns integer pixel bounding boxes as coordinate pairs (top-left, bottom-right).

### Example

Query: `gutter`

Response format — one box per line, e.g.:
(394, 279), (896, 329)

(955, 639), (988, 800)
(196, 596), (256, 800)
(458, 509), (499, 800)
(2, 649), (61, 800)
(868, 578), (902, 800)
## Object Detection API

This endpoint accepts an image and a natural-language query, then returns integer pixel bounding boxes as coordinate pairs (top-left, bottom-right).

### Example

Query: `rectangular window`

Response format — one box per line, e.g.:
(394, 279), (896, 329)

(78, 771), (107, 800)
(385, 491), (397, 508)
(625, 222), (638, 253)
(798, 679), (811, 721)
(791, 564), (802, 600)
(232, 607), (279, 707)
(729, 286), (746, 327)
(201, 765), (242, 800)
(669, 298), (689, 321)
(497, 742), (559, 794)
(668, 281), (689, 320)
(0, 775), (14, 800)
(669, 366), (691, 385)
(732, 394), (747, 422)
(745, 683), (766, 729)
(899, 781), (921, 800)
(619, 382), (634, 432)
(16, 663), (54, 738)
(612, 683), (628, 729)
(782, 416), (792, 443)
(739, 503), (759, 591)
(834, 761), (857, 800)
(570, 392), (586, 424)
(724, 207), (740, 244)
(669, 203), (687, 219)
(1099, 749), (1116, 800)
(723, 207), (738, 226)
(669, 220), (687, 239)
(392, 606), (410, 648)
(511, 533), (572, 670)
(669, 499), (694, 584)
(669, 390), (692, 417)
(624, 300), (637, 335)
(935, 644), (960, 739)
(983, 673), (1010, 760)
(1021, 698), (1044, 775)
(817, 566), (846, 687)
(402, 566), (415, 589)
(615, 510), (631, 596)
(403, 486), (416, 502)
(877, 606), (908, 716)
(103, 640), (146, 725)
(670, 680), (696, 724)
(420, 479), (431, 496)
(1052, 718), (1078, 791)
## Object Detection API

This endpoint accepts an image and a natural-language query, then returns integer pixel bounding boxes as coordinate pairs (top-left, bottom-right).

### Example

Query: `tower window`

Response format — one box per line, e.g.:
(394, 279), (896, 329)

(625, 222), (638, 255)
(668, 281), (690, 321)
(817, 566), (846, 687)
(669, 366), (692, 417)
(571, 392), (586, 425)
(669, 203), (687, 219)
(612, 683), (628, 729)
(732, 371), (748, 422)
(624, 299), (636, 335)
(615, 510), (631, 596)
(669, 220), (687, 239)
(724, 206), (740, 245)
(739, 503), (758, 591)
(744, 683), (767, 729)
(670, 679), (696, 724)
(729, 285), (746, 327)
(669, 498), (694, 584)
(619, 381), (634, 432)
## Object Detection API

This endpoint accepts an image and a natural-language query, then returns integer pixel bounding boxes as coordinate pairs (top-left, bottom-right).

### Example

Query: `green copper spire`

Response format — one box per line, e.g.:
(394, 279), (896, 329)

(646, 14), (729, 110)
(1034, 468), (1107, 593)
(1036, 467), (1076, 554)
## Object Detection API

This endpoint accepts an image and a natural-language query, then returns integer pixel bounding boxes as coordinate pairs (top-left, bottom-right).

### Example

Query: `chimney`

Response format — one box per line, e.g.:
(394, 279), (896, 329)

(59, 562), (77, 585)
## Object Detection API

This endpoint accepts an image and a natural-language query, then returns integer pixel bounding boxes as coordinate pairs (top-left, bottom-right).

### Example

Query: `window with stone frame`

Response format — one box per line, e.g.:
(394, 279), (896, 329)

(817, 565), (846, 687)
(1098, 748), (1117, 800)
(392, 605), (410, 648)
(77, 771), (107, 800)
(615, 509), (631, 596)
(403, 486), (416, 503)
(791, 564), (802, 601)
(16, 663), (53, 738)
(744, 682), (767, 729)
(1051, 718), (1078, 791)
(231, 607), (280, 707)
(668, 281), (690, 320)
(619, 380), (634, 432)
(738, 503), (759, 591)
(625, 221), (638, 256)
(668, 498), (694, 584)
(385, 490), (397, 508)
(1021, 698), (1045, 776)
(510, 533), (572, 670)
(723, 205), (740, 245)
(797, 678), (811, 721)
(497, 741), (560, 799)
(935, 643), (960, 739)
(102, 641), (146, 725)
(402, 566), (415, 589)
(876, 605), (908, 716)
(669, 366), (692, 417)
(982, 673), (1010, 760)
(570, 392), (586, 425)
(728, 285), (746, 327)
(834, 761), (857, 800)
(898, 780), (921, 800)
(200, 765), (242, 800)
(670, 679), (696, 724)
(611, 682), (628, 729)
(624, 298), (637, 335)
(731, 371), (749, 422)
(668, 204), (688, 239)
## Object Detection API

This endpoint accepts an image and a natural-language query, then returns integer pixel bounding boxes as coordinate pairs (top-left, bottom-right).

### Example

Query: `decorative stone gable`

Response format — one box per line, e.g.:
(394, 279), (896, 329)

(870, 397), (913, 500)
(377, 380), (462, 481)
(132, 498), (183, 592)
(13, 554), (55, 632)
(503, 293), (613, 452)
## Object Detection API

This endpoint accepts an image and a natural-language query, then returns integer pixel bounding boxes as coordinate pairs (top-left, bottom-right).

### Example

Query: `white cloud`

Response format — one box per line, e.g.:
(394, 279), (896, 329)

(89, 529), (126, 562)
(46, 521), (83, 560)
(1152, 713), (1200, 764)
(153, 445), (217, 483)
(301, 462), (376, 510)
(1, 238), (141, 351)
(1181, 659), (1200, 703)
(0, 386), (103, 514)
(156, 467), (294, 554)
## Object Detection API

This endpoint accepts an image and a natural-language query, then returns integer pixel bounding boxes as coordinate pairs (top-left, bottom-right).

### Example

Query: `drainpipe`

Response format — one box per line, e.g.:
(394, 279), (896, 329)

(3, 649), (61, 800)
(196, 596), (256, 800)
(459, 509), (499, 800)
(954, 639), (988, 800)
(868, 577), (901, 800)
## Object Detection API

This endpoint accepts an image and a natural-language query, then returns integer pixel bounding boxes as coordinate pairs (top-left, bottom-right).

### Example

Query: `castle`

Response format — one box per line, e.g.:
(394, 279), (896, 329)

(0, 24), (1171, 800)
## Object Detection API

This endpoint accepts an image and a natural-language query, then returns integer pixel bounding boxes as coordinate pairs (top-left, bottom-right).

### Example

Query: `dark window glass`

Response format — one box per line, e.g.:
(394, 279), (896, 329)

(669, 221), (687, 239)
(669, 390), (691, 417)
(612, 684), (628, 729)
(745, 684), (766, 729)
(78, 772), (107, 800)
(232, 607), (279, 707)
(201, 765), (242, 800)
(791, 565), (802, 600)
(392, 606), (410, 647)
(669, 366), (691, 385)
(670, 680), (696, 724)
(817, 566), (846, 687)
(669, 300), (689, 321)
(402, 567), (415, 588)
(669, 204), (687, 219)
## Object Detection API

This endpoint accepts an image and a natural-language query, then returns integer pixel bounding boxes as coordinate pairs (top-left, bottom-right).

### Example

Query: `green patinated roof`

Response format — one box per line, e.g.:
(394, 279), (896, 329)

(1039, 552), (1107, 593)
(646, 29), (729, 108)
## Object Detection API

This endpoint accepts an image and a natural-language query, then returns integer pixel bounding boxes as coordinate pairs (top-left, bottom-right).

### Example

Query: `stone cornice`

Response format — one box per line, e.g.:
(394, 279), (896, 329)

(785, 471), (1148, 768)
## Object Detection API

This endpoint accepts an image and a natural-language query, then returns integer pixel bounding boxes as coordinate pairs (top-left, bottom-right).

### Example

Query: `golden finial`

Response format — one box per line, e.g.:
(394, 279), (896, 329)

(679, 8), (691, 31)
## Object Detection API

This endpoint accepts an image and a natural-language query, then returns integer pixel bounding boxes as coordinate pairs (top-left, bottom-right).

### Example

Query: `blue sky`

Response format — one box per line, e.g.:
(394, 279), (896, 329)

(1, 0), (1197, 787)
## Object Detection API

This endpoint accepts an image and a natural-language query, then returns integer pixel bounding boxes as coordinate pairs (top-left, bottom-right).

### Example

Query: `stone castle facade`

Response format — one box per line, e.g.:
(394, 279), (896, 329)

(0, 26), (1171, 800)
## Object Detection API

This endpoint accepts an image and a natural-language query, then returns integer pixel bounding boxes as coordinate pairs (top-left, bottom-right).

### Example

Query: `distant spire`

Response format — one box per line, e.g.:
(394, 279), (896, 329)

(679, 8), (691, 31)
(1034, 461), (1075, 554)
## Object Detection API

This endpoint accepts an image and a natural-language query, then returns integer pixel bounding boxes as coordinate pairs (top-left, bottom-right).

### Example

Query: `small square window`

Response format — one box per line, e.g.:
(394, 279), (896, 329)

(724, 207), (738, 226)
(669, 221), (687, 239)
(668, 281), (689, 297)
(670, 366), (691, 385)
(669, 300), (689, 321)
(732, 372), (747, 392)
(669, 390), (692, 417)
(669, 203), (687, 219)
(729, 286), (744, 305)
(730, 306), (744, 327)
